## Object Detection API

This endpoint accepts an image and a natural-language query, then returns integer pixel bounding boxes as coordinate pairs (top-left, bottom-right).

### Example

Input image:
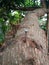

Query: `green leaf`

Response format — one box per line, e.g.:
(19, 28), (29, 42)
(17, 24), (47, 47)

(0, 34), (4, 43)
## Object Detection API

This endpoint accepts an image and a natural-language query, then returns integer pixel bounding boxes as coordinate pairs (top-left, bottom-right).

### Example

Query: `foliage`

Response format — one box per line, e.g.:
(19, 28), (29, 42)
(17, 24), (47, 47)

(24, 0), (33, 7)
(0, 0), (41, 9)
(38, 14), (47, 31)
(8, 11), (22, 24)
(0, 18), (5, 43)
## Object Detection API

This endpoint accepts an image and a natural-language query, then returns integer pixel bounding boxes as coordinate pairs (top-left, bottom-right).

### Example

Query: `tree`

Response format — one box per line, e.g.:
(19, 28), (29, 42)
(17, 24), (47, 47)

(0, 0), (49, 65)
(0, 11), (49, 65)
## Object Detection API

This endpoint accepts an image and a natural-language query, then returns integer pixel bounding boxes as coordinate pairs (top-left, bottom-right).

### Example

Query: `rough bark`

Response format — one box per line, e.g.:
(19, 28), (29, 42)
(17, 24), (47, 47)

(0, 11), (49, 65)
(33, 8), (46, 17)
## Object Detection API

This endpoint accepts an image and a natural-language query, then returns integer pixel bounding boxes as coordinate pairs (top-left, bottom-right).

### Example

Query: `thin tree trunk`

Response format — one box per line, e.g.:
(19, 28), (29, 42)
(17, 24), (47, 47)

(47, 10), (49, 53)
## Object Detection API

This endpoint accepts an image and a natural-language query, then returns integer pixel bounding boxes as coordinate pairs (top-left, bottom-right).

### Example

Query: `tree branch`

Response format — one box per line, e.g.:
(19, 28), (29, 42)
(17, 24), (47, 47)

(33, 8), (47, 17)
(10, 6), (41, 11)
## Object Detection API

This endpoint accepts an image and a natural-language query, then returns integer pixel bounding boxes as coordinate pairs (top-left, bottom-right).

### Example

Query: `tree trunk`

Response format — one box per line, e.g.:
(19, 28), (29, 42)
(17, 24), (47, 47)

(0, 11), (49, 65)
(47, 10), (49, 52)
